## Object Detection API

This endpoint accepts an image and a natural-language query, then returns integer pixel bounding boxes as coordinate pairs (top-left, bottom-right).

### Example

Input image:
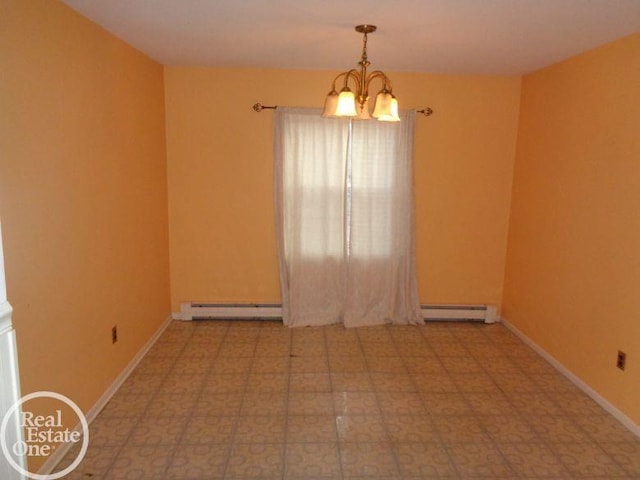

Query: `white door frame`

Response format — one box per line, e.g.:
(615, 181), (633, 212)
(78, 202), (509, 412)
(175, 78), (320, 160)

(0, 222), (26, 479)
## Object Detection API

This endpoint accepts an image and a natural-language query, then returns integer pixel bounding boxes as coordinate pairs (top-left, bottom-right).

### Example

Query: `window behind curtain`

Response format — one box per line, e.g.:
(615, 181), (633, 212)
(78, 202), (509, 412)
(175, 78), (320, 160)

(274, 108), (422, 328)
(280, 112), (348, 260)
(349, 119), (396, 259)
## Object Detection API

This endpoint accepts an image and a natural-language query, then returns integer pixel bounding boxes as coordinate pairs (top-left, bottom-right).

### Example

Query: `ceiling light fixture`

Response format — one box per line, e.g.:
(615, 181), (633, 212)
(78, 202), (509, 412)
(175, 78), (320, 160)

(322, 25), (400, 122)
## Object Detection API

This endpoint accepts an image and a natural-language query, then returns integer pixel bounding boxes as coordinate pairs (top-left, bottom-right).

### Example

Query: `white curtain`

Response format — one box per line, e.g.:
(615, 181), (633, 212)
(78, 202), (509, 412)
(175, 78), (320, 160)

(274, 107), (422, 328)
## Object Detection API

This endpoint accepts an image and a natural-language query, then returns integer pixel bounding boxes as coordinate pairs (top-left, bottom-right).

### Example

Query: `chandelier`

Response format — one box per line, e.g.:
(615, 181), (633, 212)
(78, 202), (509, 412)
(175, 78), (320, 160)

(322, 25), (400, 122)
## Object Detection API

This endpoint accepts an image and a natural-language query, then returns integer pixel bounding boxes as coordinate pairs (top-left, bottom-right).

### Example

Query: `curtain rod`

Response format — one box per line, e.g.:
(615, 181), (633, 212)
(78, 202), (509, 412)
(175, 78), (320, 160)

(252, 103), (433, 117)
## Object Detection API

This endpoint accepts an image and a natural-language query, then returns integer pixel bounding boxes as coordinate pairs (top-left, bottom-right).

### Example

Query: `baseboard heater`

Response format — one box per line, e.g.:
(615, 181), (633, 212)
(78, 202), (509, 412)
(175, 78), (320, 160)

(422, 304), (497, 323)
(178, 302), (498, 324)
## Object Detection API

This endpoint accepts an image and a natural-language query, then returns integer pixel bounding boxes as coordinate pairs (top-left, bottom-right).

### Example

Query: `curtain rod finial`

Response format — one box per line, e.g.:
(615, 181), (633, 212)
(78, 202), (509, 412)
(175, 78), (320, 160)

(253, 103), (277, 112)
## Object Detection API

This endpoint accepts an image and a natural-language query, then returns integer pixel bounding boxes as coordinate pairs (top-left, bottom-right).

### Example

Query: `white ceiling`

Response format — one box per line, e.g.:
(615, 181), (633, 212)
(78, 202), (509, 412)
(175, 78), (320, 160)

(60, 0), (640, 75)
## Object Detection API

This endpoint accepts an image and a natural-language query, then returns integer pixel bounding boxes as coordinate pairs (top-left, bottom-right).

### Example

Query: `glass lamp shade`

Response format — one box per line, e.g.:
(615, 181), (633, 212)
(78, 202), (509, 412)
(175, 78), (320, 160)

(322, 91), (339, 117)
(377, 96), (400, 122)
(372, 90), (392, 118)
(335, 89), (357, 117)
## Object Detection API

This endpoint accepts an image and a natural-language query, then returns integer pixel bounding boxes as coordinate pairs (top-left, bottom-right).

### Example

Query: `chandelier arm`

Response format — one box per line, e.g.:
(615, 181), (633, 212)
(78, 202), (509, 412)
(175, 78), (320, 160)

(364, 71), (391, 94)
(329, 71), (347, 92)
(329, 70), (362, 92)
(343, 69), (361, 90)
(382, 75), (393, 92)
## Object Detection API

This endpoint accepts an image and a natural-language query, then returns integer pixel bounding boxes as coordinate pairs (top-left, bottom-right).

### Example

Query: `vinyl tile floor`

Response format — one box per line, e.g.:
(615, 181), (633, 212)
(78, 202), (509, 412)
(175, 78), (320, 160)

(56, 320), (640, 479)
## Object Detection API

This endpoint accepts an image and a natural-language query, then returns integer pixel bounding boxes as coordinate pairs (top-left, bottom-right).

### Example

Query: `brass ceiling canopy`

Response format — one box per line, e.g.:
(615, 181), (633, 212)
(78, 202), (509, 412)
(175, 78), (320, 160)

(355, 24), (377, 35)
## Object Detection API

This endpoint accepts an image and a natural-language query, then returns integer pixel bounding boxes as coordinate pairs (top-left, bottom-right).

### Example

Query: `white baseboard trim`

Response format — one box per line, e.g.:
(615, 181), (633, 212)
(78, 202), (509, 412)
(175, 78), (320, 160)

(84, 313), (174, 423)
(502, 317), (640, 439)
(172, 311), (185, 321)
(38, 313), (174, 475)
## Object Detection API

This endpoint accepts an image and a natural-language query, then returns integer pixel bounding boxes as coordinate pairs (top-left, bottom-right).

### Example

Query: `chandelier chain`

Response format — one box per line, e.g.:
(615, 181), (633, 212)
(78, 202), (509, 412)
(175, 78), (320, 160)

(359, 30), (371, 68)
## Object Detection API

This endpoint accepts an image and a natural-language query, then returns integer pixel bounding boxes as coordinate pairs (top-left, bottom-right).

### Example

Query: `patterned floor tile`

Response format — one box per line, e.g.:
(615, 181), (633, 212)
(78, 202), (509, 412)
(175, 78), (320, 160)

(285, 442), (341, 478)
(339, 442), (400, 478)
(47, 321), (640, 480)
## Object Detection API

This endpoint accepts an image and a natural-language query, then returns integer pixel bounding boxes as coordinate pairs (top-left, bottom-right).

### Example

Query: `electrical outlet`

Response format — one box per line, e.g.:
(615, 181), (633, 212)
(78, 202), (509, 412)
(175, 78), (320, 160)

(112, 325), (118, 344)
(616, 350), (626, 371)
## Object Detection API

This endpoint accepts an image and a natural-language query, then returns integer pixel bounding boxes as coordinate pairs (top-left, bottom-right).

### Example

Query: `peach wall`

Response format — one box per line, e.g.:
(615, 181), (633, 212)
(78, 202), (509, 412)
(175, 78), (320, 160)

(503, 34), (640, 424)
(0, 0), (171, 449)
(164, 67), (520, 311)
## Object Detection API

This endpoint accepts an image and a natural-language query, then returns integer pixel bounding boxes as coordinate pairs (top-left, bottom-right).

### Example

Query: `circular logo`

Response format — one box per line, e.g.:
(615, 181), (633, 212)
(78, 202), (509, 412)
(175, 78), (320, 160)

(1, 391), (89, 480)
